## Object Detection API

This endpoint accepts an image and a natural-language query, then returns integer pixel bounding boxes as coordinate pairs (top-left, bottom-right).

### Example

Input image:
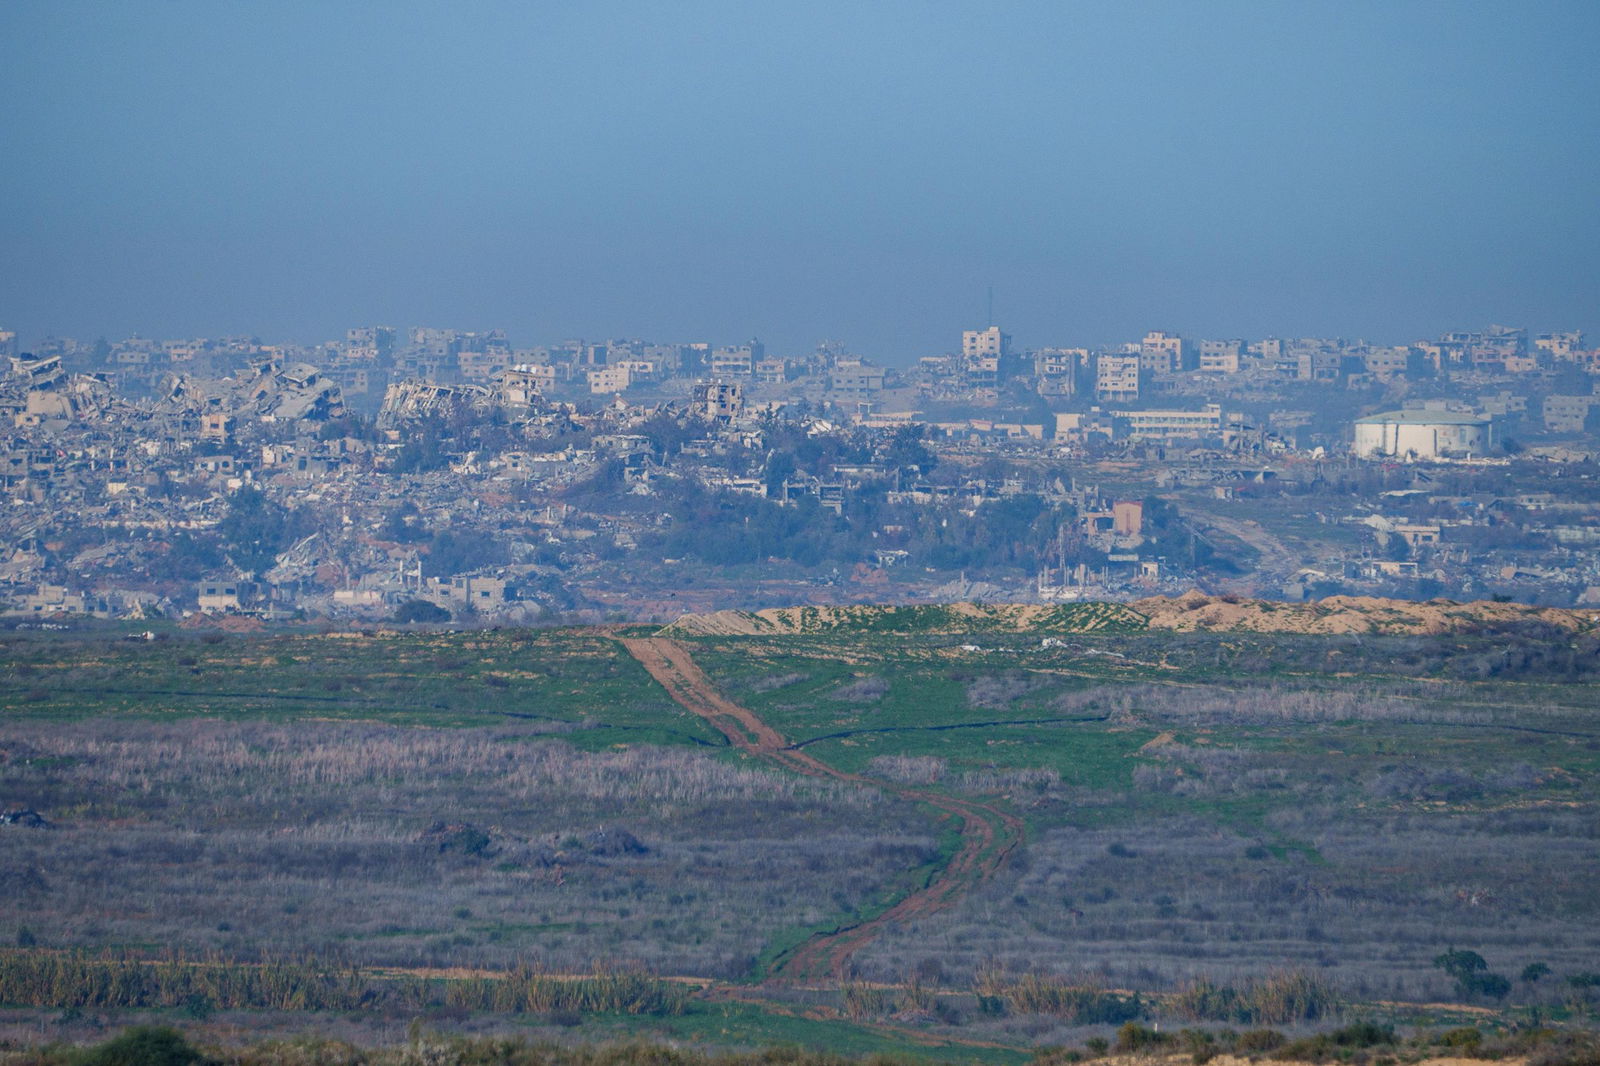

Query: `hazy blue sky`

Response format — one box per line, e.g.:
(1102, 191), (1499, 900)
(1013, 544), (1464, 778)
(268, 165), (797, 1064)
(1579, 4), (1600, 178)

(2, 1), (1597, 361)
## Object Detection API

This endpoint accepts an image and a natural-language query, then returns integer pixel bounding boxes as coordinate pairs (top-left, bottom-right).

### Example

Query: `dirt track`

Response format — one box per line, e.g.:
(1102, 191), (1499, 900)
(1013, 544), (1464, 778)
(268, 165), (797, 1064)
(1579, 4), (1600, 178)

(620, 636), (1022, 983)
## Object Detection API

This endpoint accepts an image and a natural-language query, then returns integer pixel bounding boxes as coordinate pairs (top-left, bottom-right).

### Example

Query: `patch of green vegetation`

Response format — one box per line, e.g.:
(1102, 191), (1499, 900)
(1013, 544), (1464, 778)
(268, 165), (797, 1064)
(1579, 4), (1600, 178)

(0, 629), (722, 747)
(793, 722), (1149, 793)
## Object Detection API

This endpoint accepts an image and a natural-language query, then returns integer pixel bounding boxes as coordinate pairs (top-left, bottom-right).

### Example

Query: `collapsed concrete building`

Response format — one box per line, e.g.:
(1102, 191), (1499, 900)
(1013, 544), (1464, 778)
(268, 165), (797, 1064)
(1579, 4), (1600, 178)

(154, 361), (348, 427)
(377, 380), (490, 426)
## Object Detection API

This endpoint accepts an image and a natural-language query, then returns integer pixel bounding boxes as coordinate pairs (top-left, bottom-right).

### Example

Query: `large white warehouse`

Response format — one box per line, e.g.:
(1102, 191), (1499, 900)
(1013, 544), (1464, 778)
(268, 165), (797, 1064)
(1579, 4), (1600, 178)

(1352, 410), (1494, 460)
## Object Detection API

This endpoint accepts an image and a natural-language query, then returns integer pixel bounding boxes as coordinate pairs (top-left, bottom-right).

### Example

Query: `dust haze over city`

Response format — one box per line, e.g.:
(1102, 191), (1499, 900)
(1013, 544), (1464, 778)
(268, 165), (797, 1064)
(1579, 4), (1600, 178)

(3, 4), (1600, 1066)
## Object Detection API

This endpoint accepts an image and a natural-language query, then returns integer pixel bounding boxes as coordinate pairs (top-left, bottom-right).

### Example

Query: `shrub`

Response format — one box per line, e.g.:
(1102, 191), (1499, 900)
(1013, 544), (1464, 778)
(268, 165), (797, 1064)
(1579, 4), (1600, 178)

(866, 755), (946, 784)
(1525, 1031), (1600, 1066)
(1437, 1027), (1483, 1050)
(1172, 972), (1338, 1025)
(77, 1025), (209, 1066)
(965, 673), (1038, 709)
(986, 973), (1139, 1024)
(1328, 1022), (1396, 1048)
(1236, 1030), (1287, 1053)
(1272, 1022), (1395, 1062)
(832, 676), (890, 704)
(1032, 1048), (1084, 1066)
(1115, 1022), (1170, 1053)
(840, 981), (891, 1020)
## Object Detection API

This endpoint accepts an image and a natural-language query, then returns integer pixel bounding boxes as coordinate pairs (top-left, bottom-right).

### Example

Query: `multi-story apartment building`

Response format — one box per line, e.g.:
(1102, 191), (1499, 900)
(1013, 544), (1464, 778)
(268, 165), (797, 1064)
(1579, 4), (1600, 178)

(1032, 348), (1082, 396)
(1111, 403), (1232, 442)
(828, 360), (885, 400)
(347, 326), (396, 359)
(962, 326), (1010, 360)
(1198, 339), (1243, 373)
(458, 348), (512, 382)
(1543, 394), (1600, 434)
(754, 358), (790, 385)
(1140, 330), (1193, 374)
(960, 328), (1010, 388)
(1361, 346), (1412, 381)
(1297, 349), (1344, 383)
(1095, 352), (1142, 401)
(710, 342), (763, 377)
(588, 366), (632, 393)
(693, 380), (744, 422)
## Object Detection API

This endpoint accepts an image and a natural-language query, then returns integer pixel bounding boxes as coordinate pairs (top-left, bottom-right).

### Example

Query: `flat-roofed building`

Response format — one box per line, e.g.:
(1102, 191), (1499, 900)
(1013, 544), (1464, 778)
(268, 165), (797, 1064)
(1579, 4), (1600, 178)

(587, 365), (632, 393)
(1096, 353), (1141, 401)
(1543, 394), (1599, 434)
(962, 326), (1010, 360)
(1111, 403), (1229, 441)
(1352, 410), (1494, 460)
(1140, 330), (1193, 374)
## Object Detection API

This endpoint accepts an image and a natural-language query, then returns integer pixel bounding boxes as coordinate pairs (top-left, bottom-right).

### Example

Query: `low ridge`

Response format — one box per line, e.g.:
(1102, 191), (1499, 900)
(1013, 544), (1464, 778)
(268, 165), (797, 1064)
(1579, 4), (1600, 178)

(663, 594), (1599, 637)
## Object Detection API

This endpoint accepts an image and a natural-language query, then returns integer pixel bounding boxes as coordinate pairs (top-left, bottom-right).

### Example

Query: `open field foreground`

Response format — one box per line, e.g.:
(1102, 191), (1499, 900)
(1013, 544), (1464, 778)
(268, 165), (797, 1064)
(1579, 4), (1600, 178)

(5, 1027), (1600, 1066)
(4, 1024), (1600, 1066)
(2, 599), (1599, 1061)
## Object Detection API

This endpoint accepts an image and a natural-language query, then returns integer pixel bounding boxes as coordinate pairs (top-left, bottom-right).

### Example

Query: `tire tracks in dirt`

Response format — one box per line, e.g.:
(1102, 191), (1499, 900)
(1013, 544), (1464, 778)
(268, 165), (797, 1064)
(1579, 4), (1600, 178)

(619, 636), (1023, 984)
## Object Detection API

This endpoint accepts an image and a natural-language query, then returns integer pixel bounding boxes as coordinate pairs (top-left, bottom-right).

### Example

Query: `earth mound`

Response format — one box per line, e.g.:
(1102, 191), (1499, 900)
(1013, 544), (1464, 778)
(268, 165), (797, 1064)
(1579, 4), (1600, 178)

(662, 601), (1146, 636)
(1130, 591), (1596, 635)
(663, 594), (1598, 637)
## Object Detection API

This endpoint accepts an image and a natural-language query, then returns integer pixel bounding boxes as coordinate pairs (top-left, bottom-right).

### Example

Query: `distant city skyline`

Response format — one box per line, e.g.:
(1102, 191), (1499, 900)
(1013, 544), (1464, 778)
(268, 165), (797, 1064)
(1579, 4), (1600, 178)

(3, 318), (1589, 369)
(4, 1), (1598, 361)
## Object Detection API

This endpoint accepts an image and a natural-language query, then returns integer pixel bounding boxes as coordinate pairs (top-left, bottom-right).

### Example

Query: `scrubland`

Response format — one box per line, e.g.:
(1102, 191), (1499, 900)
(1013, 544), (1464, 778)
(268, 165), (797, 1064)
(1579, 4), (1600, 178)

(2, 616), (1598, 1061)
(0, 717), (933, 977)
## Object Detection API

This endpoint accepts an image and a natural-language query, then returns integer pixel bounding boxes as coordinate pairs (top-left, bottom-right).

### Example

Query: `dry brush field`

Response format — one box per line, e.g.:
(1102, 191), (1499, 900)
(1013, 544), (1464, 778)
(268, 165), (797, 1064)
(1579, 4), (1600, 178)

(2, 616), (1599, 1059)
(0, 716), (937, 978)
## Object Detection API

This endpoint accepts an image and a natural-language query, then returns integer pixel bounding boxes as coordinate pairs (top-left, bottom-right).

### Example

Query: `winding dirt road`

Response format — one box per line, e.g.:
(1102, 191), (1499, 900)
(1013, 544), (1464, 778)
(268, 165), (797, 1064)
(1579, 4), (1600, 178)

(620, 636), (1023, 983)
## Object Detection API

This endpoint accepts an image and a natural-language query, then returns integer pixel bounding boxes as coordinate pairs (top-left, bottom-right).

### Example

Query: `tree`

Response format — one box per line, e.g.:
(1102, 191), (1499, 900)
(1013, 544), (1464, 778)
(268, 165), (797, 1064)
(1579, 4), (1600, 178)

(1473, 972), (1511, 999)
(884, 424), (937, 475)
(637, 411), (700, 458)
(423, 528), (509, 578)
(1434, 949), (1510, 1000)
(1433, 949), (1487, 981)
(1382, 533), (1412, 561)
(216, 487), (301, 578)
(389, 417), (452, 473)
(381, 501), (428, 544)
(392, 599), (450, 624)
(763, 450), (797, 498)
